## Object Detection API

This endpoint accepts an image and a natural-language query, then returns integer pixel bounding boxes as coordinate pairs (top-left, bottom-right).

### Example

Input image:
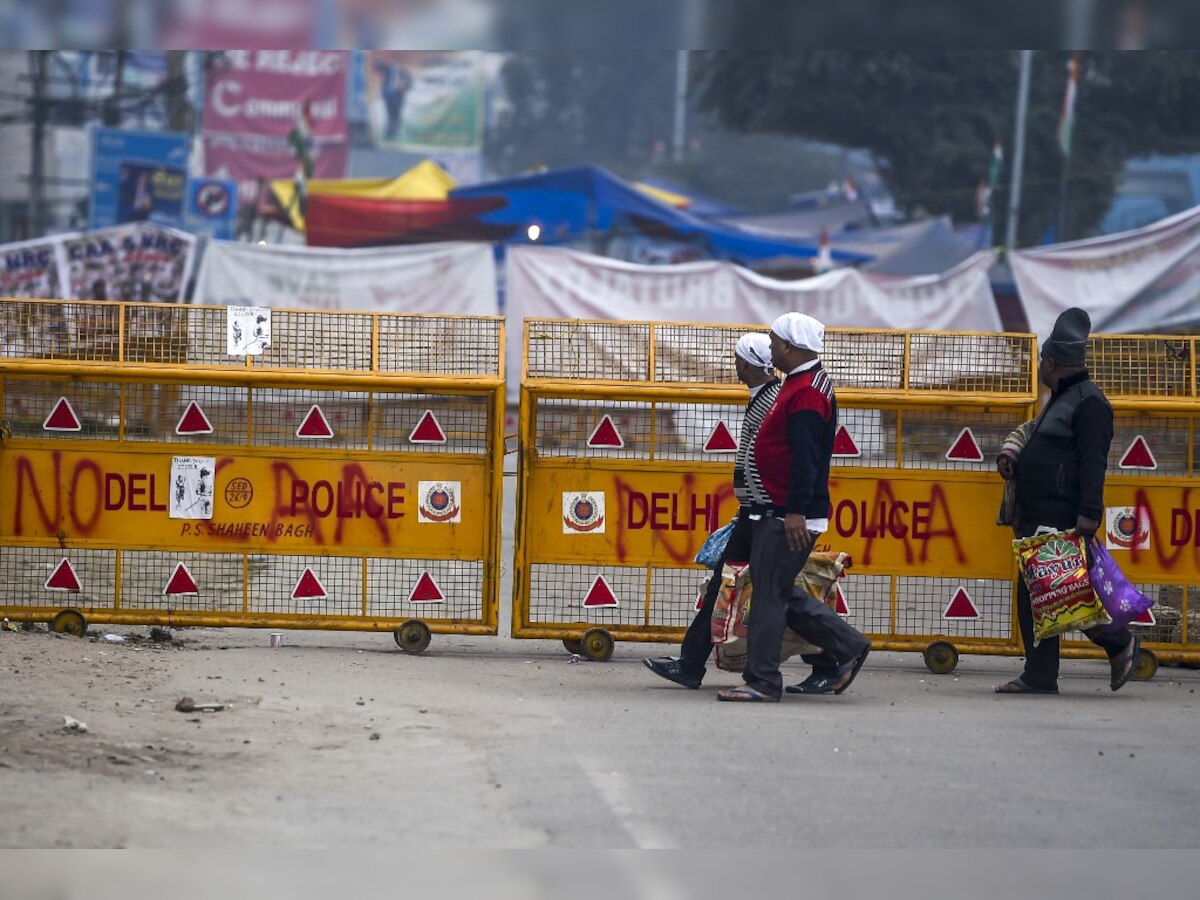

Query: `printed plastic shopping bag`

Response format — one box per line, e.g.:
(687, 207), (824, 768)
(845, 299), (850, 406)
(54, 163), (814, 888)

(695, 519), (736, 570)
(1014, 531), (1110, 644)
(710, 552), (852, 672)
(1088, 539), (1153, 630)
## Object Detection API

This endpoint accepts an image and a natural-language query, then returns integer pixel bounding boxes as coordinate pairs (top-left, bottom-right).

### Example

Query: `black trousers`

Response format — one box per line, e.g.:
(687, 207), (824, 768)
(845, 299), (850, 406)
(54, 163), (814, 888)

(743, 516), (871, 698)
(1016, 577), (1133, 690)
(679, 511), (753, 680)
(679, 511), (841, 682)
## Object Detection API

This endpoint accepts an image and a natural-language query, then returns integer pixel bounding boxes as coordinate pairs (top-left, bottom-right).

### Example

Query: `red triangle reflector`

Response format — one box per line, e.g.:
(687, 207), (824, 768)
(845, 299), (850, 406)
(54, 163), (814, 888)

(409, 571), (445, 603)
(943, 586), (981, 619)
(694, 590), (705, 612)
(296, 404), (334, 439)
(703, 421), (738, 453)
(1118, 435), (1157, 470)
(409, 409), (447, 443)
(43, 397), (81, 432)
(834, 585), (849, 616)
(45, 558), (81, 592)
(163, 563), (199, 596)
(1131, 607), (1157, 626)
(175, 401), (214, 436)
(946, 427), (984, 462)
(291, 567), (327, 600)
(582, 575), (619, 608)
(587, 415), (625, 449)
(833, 425), (861, 458)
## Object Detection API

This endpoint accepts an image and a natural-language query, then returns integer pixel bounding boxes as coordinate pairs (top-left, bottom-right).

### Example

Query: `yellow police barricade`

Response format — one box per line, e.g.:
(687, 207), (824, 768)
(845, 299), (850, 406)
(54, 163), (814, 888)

(0, 298), (505, 652)
(1075, 333), (1200, 680)
(513, 318), (1189, 678)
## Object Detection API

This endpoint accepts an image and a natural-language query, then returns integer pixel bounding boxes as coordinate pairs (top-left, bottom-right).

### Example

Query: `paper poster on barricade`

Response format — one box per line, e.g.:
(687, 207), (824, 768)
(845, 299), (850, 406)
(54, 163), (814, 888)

(196, 240), (496, 315)
(227, 306), (272, 356)
(506, 245), (1003, 403)
(169, 457), (216, 520)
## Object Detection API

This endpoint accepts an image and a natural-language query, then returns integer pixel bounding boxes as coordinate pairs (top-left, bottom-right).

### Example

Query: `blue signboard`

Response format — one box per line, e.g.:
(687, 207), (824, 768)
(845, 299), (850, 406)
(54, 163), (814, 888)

(90, 126), (191, 230)
(184, 177), (239, 241)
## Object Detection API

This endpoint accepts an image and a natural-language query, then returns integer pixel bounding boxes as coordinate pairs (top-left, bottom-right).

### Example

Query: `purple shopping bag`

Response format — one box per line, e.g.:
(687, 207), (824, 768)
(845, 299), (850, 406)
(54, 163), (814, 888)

(1089, 539), (1154, 630)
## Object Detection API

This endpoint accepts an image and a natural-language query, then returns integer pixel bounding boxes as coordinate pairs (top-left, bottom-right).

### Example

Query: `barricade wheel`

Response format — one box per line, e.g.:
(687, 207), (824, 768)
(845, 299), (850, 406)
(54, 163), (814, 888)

(579, 628), (614, 662)
(51, 609), (88, 637)
(394, 620), (431, 654)
(923, 640), (959, 675)
(562, 639), (583, 655)
(1132, 647), (1158, 681)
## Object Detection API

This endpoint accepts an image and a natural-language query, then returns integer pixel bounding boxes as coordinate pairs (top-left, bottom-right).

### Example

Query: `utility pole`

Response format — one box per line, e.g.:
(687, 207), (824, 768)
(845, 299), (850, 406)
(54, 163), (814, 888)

(1005, 50), (1034, 251)
(165, 51), (192, 132)
(105, 50), (127, 126)
(672, 50), (688, 163)
(28, 50), (47, 239)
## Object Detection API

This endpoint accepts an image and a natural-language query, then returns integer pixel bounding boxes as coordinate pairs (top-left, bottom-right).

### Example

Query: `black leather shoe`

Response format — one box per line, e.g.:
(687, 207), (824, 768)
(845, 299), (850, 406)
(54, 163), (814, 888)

(642, 657), (702, 689)
(785, 671), (839, 694)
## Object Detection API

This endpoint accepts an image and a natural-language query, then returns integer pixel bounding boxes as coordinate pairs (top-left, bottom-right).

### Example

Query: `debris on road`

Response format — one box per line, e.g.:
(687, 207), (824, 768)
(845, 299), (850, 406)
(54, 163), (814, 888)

(150, 627), (173, 643)
(61, 715), (88, 734)
(175, 697), (226, 713)
(102, 634), (126, 643)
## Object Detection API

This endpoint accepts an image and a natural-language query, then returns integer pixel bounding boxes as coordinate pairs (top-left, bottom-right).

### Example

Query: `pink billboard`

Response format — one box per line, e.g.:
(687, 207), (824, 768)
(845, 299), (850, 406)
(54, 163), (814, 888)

(202, 50), (349, 206)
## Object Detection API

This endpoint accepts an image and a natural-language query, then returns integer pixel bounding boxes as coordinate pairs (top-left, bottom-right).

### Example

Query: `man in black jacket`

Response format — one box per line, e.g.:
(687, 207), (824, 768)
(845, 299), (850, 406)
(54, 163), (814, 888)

(996, 307), (1139, 695)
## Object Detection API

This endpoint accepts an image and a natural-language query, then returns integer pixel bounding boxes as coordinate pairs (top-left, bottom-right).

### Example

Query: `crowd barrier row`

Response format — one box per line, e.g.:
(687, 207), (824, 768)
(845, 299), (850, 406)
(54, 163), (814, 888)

(3, 300), (1196, 678)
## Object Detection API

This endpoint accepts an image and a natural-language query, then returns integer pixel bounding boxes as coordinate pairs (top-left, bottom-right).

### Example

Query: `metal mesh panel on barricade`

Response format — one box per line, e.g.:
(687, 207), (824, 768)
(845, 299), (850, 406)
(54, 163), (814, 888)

(0, 300), (504, 642)
(378, 316), (502, 376)
(1088, 336), (1194, 399)
(0, 546), (117, 609)
(525, 320), (651, 381)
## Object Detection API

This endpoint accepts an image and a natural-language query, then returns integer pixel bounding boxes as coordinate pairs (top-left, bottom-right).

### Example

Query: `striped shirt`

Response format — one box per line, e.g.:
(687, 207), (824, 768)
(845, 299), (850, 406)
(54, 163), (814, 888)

(735, 377), (781, 505)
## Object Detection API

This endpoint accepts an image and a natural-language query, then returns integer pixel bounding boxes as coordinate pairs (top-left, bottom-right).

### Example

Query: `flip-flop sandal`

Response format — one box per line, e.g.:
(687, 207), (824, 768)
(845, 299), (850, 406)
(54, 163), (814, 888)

(832, 646), (871, 695)
(1111, 635), (1141, 692)
(716, 685), (779, 702)
(994, 678), (1058, 695)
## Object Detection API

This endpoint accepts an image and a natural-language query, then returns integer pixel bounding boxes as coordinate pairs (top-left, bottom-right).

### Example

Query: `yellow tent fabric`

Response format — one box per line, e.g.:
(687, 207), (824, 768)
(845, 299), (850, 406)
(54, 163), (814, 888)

(271, 160), (458, 231)
(633, 181), (691, 209)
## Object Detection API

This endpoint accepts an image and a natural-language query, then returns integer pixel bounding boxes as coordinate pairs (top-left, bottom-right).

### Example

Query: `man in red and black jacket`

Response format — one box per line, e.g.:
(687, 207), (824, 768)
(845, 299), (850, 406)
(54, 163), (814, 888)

(718, 313), (871, 703)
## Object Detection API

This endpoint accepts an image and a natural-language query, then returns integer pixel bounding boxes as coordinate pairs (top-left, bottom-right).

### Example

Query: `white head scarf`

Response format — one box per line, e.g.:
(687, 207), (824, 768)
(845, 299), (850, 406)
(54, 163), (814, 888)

(735, 333), (774, 373)
(771, 312), (825, 354)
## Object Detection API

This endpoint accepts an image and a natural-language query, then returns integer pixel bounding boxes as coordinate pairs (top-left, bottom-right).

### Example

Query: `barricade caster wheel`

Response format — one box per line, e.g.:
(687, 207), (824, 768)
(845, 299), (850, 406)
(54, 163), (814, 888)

(394, 619), (431, 654)
(923, 640), (959, 675)
(579, 628), (614, 662)
(562, 638), (583, 655)
(1132, 647), (1158, 681)
(51, 609), (88, 637)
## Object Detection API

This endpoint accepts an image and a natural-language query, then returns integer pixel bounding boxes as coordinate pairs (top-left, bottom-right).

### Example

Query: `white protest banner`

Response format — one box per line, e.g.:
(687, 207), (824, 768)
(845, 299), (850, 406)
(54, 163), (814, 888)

(0, 235), (69, 299)
(1010, 204), (1200, 340)
(59, 222), (198, 303)
(195, 240), (496, 314)
(506, 245), (1002, 399)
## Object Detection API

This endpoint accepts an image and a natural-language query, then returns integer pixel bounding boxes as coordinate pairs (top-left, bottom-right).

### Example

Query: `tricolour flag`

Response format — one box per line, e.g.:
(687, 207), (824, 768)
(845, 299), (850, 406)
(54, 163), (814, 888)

(977, 140), (1003, 220)
(1058, 52), (1081, 158)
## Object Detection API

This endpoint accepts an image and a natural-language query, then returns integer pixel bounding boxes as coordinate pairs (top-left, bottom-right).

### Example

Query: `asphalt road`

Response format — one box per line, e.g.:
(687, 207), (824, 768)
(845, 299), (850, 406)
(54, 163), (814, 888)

(3, 474), (1199, 848)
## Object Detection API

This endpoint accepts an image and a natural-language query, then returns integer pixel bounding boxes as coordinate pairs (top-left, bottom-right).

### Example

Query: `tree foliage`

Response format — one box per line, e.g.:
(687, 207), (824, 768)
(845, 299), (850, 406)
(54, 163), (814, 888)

(696, 51), (1200, 243)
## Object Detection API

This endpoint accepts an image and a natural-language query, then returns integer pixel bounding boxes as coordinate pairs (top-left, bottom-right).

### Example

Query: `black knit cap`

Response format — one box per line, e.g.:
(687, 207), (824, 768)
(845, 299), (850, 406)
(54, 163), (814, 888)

(1042, 307), (1091, 366)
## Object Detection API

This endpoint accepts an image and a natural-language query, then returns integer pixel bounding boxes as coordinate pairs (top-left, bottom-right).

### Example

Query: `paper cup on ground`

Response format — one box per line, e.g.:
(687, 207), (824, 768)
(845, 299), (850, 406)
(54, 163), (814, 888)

(269, 632), (283, 648)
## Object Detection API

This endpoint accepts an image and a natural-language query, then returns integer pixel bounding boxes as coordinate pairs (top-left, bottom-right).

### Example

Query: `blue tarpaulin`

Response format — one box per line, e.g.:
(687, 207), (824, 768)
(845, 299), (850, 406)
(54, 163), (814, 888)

(450, 166), (873, 266)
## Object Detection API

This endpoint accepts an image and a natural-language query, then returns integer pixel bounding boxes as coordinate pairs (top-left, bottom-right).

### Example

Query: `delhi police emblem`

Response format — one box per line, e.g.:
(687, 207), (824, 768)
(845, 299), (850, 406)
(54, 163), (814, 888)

(1105, 506), (1149, 551)
(418, 480), (461, 524)
(563, 491), (605, 534)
